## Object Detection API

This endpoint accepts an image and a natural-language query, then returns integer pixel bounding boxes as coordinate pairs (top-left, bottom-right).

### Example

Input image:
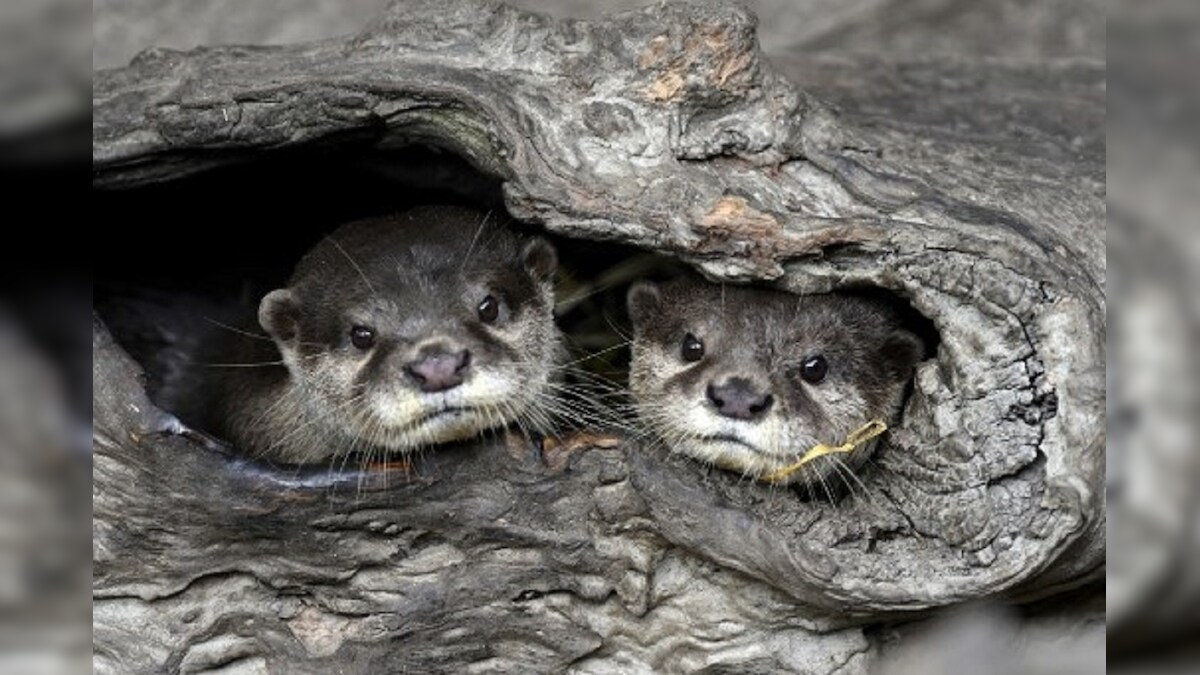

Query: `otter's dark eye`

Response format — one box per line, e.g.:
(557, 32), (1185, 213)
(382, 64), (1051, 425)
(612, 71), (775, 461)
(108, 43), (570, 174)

(681, 333), (705, 362)
(800, 355), (828, 383)
(478, 294), (500, 324)
(350, 326), (375, 350)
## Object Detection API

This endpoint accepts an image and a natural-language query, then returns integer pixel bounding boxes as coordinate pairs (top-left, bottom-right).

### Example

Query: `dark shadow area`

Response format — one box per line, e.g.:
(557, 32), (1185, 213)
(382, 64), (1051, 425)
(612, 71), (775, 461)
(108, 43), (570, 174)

(839, 284), (942, 361)
(94, 144), (506, 295)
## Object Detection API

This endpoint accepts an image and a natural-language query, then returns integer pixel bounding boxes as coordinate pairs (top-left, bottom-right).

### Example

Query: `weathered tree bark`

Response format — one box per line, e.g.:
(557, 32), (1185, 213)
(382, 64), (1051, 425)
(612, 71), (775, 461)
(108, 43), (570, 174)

(92, 1), (1105, 672)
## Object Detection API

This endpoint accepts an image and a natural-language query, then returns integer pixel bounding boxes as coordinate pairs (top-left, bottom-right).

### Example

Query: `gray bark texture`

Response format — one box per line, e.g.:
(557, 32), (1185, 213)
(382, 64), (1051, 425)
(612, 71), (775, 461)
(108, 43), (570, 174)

(92, 0), (1105, 672)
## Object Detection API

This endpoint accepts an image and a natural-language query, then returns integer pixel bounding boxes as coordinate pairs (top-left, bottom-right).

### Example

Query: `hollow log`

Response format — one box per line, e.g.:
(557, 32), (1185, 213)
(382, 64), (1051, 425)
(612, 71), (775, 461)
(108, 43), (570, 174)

(92, 0), (1105, 672)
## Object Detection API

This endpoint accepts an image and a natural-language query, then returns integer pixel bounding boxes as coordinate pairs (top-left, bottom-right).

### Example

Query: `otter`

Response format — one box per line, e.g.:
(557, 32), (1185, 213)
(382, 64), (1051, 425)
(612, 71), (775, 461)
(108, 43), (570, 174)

(189, 206), (562, 465)
(626, 278), (923, 492)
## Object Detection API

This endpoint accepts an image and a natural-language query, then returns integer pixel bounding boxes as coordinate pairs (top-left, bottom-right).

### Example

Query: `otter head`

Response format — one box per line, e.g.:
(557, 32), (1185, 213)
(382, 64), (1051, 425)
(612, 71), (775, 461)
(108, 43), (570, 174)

(627, 278), (923, 491)
(259, 207), (560, 455)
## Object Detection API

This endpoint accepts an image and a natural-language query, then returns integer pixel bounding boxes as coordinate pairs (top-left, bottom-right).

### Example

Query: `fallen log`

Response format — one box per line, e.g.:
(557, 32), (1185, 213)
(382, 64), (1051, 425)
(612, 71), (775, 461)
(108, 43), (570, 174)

(92, 1), (1105, 672)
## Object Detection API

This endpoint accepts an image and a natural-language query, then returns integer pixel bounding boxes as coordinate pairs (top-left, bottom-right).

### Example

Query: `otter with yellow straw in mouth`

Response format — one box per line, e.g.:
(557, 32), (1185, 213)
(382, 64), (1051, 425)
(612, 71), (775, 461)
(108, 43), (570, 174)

(627, 278), (924, 495)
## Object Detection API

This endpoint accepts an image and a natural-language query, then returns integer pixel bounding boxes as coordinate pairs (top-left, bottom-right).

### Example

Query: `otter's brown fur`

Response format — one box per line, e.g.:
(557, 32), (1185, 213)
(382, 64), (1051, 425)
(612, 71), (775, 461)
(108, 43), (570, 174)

(627, 278), (923, 491)
(200, 206), (562, 465)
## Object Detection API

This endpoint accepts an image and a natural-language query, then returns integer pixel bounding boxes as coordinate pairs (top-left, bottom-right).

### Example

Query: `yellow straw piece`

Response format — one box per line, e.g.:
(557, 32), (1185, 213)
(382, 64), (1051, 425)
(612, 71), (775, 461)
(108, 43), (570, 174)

(760, 419), (888, 484)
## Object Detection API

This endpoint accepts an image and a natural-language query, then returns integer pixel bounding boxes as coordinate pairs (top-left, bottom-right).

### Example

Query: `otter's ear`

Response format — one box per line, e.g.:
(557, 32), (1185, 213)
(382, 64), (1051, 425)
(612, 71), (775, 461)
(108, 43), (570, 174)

(521, 238), (558, 283)
(626, 281), (662, 327)
(259, 289), (300, 344)
(881, 329), (924, 381)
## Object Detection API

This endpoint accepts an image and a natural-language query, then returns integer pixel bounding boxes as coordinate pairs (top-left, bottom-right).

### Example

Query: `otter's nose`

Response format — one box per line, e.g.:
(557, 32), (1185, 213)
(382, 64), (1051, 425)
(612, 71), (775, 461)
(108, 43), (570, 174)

(405, 349), (471, 392)
(707, 378), (774, 420)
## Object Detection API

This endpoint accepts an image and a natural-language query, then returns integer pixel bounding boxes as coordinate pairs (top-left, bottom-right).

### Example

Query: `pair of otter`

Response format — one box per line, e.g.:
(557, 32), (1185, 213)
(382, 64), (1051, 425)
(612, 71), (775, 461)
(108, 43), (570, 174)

(198, 206), (921, 489)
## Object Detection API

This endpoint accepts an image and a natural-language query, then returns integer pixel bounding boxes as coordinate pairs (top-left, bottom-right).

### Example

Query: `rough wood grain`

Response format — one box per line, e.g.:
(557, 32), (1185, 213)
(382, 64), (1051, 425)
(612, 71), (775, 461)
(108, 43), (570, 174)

(92, 1), (1105, 672)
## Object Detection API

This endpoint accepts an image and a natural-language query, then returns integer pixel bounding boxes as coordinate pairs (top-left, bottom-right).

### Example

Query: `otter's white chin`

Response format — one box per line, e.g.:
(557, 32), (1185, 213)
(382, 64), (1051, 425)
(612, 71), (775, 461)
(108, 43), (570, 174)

(409, 409), (489, 442)
(666, 410), (813, 477)
(366, 408), (496, 451)
(679, 438), (785, 476)
(365, 375), (533, 449)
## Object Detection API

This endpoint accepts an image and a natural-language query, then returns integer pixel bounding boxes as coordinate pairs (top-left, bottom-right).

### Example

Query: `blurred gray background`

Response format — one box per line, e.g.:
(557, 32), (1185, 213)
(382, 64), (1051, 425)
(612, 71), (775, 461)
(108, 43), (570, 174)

(93, 0), (1104, 69)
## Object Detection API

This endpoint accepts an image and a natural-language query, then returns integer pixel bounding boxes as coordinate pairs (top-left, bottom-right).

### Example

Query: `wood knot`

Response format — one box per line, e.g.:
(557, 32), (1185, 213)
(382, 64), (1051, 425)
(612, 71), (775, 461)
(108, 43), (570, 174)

(697, 195), (780, 237)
